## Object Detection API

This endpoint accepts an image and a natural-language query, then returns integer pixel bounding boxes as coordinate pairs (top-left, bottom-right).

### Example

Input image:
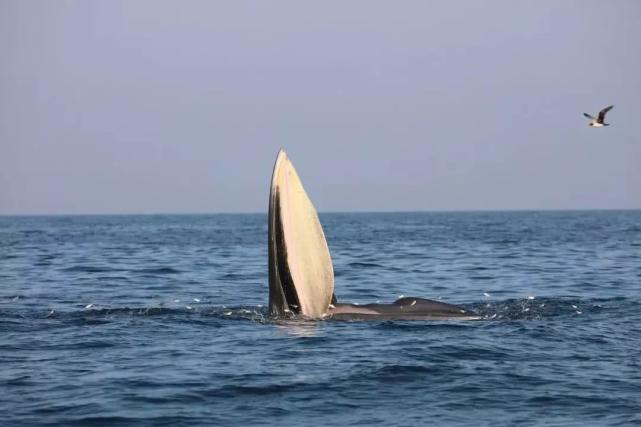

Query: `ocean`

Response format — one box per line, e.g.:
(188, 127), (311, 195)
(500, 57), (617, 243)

(1, 211), (640, 426)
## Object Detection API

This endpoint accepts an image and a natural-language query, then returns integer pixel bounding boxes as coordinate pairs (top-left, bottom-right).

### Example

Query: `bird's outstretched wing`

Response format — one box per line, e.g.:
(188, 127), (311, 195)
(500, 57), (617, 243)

(583, 113), (595, 120)
(598, 105), (614, 122)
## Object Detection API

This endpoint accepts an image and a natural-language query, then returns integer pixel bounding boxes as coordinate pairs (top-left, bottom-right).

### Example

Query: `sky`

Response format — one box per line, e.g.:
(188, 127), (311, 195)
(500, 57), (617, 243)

(1, 1), (640, 215)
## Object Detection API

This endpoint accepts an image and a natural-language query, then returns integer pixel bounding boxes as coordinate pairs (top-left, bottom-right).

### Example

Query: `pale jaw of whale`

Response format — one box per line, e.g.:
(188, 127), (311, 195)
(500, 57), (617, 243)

(268, 149), (334, 319)
(267, 149), (478, 321)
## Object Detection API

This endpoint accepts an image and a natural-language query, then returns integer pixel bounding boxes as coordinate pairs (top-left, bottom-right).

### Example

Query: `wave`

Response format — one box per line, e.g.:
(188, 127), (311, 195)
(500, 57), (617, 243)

(0, 304), (269, 330)
(61, 265), (125, 273)
(132, 267), (182, 274)
(466, 296), (629, 320)
(0, 296), (636, 327)
(347, 262), (385, 268)
(60, 266), (183, 274)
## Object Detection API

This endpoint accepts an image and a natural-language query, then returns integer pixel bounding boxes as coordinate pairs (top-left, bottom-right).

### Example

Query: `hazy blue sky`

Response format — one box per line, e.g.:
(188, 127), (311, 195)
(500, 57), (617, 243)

(1, 1), (639, 214)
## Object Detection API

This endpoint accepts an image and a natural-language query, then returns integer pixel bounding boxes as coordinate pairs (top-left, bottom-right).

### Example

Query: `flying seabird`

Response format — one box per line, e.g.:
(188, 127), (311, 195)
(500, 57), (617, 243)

(583, 105), (614, 127)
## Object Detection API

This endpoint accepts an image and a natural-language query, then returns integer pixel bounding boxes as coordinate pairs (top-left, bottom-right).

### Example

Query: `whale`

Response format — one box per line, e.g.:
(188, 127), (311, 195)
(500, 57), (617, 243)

(268, 149), (478, 321)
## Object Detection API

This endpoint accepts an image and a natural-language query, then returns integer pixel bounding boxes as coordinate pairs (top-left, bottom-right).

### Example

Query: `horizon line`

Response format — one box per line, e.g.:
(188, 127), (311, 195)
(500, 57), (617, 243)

(1, 207), (641, 217)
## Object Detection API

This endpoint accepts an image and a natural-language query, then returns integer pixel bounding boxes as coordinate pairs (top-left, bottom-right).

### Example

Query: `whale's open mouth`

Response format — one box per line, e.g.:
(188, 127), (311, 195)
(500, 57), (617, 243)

(269, 189), (300, 315)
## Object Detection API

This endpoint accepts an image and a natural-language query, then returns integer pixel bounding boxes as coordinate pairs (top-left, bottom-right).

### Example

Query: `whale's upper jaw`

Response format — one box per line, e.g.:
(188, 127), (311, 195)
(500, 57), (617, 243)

(268, 149), (335, 319)
(327, 298), (480, 321)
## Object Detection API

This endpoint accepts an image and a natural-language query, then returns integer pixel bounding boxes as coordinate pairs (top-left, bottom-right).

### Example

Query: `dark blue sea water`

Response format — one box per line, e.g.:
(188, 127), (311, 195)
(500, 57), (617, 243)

(2, 211), (640, 426)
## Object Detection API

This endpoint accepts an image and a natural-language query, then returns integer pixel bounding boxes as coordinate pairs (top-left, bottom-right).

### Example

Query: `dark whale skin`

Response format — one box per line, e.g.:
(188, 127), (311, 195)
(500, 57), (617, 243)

(327, 297), (479, 321)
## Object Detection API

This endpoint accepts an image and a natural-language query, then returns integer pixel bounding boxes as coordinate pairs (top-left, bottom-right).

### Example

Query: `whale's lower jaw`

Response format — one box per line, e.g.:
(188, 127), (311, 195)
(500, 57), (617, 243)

(268, 149), (335, 318)
(325, 297), (479, 321)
